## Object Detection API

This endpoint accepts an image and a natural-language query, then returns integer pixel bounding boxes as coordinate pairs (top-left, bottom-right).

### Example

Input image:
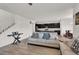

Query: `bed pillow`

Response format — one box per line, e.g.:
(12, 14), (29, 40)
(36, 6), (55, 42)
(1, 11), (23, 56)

(50, 32), (58, 40)
(38, 32), (44, 39)
(42, 32), (50, 40)
(31, 32), (39, 38)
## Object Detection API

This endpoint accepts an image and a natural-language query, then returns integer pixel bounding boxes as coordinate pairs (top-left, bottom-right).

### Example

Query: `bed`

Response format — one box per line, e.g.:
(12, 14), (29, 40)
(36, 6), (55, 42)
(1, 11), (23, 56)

(27, 32), (60, 48)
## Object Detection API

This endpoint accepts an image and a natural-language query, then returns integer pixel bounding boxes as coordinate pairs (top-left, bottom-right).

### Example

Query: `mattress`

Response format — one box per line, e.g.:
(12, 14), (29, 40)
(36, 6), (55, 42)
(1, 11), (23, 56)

(27, 37), (59, 48)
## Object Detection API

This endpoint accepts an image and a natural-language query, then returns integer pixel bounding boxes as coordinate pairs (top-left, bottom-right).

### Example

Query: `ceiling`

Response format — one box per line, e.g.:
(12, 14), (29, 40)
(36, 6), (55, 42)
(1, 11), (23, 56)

(0, 3), (74, 20)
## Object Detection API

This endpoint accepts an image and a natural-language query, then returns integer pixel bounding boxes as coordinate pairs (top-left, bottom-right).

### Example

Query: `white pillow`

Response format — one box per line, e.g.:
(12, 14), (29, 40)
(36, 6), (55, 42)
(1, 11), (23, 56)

(38, 32), (44, 39)
(50, 32), (58, 39)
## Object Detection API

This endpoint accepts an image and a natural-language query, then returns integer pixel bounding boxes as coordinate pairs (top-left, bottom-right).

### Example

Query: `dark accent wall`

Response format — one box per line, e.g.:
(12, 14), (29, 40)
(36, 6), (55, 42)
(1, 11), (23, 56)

(35, 23), (60, 35)
(35, 23), (60, 28)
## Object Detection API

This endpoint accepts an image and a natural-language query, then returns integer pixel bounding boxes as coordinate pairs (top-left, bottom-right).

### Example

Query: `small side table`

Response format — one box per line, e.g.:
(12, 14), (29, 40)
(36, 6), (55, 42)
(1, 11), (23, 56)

(7, 32), (23, 45)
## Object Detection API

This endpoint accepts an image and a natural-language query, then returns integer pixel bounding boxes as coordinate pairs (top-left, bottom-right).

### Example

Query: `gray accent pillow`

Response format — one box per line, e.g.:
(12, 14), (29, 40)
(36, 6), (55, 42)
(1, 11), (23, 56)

(42, 32), (50, 40)
(31, 32), (39, 38)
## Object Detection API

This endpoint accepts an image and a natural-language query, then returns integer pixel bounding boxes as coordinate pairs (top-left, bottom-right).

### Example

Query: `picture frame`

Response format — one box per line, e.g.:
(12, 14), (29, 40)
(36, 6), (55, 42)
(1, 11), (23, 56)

(75, 12), (79, 25)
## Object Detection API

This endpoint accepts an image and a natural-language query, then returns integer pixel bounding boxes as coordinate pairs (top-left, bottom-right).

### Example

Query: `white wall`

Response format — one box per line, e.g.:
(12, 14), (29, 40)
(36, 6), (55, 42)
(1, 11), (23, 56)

(0, 9), (15, 33)
(14, 15), (33, 36)
(73, 4), (79, 38)
(35, 17), (60, 24)
(0, 9), (15, 47)
(61, 18), (73, 36)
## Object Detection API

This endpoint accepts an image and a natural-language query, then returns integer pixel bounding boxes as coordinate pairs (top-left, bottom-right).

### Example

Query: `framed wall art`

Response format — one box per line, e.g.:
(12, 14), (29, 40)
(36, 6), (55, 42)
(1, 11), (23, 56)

(75, 12), (79, 25)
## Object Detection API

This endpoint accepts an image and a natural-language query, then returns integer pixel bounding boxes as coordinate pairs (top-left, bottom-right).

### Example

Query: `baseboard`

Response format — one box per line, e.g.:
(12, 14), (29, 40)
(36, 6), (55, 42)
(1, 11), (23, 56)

(27, 43), (60, 50)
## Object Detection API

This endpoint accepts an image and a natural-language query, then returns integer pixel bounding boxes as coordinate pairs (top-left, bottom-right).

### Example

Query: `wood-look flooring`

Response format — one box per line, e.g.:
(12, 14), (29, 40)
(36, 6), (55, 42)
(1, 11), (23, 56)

(0, 39), (60, 55)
